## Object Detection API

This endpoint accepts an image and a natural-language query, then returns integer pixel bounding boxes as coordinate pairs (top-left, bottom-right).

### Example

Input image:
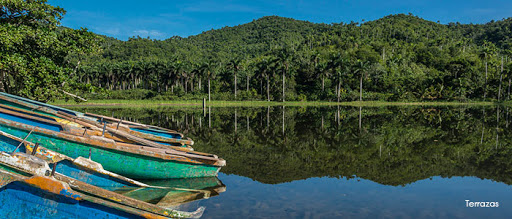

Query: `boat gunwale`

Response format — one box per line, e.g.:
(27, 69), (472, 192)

(0, 99), (221, 164)
(0, 117), (225, 167)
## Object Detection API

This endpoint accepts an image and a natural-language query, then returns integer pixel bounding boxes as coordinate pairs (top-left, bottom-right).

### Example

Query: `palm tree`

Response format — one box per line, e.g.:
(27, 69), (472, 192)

(253, 57), (274, 101)
(317, 61), (330, 93)
(228, 58), (242, 99)
(201, 61), (218, 102)
(276, 48), (293, 102)
(154, 60), (167, 93)
(310, 51), (326, 92)
(179, 62), (192, 94)
(172, 60), (184, 93)
(354, 60), (371, 101)
(188, 63), (196, 92)
(142, 61), (155, 90)
(162, 60), (175, 92)
(101, 62), (113, 89)
(127, 61), (136, 89)
(327, 52), (345, 102)
(132, 61), (144, 89)
(333, 66), (345, 102)
(118, 62), (128, 90)
(197, 61), (209, 92)
(242, 62), (252, 93)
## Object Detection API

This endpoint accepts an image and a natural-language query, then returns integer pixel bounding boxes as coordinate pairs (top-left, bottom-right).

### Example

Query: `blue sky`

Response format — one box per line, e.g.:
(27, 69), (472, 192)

(48, 0), (512, 40)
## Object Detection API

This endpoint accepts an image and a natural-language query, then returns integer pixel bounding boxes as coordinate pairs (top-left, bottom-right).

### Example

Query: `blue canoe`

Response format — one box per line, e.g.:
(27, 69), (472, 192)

(0, 173), (147, 219)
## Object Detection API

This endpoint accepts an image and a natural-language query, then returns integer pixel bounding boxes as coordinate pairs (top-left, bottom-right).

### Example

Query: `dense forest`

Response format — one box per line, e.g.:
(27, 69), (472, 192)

(76, 14), (512, 102)
(0, 0), (100, 101)
(3, 1), (512, 102)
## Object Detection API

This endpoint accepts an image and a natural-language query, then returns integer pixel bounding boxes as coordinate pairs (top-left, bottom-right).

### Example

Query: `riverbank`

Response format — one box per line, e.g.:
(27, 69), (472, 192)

(51, 99), (498, 108)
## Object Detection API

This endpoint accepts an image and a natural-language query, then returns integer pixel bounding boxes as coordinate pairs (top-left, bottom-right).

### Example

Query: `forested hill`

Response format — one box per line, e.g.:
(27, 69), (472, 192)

(95, 15), (512, 62)
(98, 16), (333, 62)
(6, 1), (512, 102)
(75, 14), (512, 102)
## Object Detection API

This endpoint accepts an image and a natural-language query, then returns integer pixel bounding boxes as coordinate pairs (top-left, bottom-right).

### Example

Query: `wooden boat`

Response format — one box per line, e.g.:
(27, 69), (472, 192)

(0, 170), (166, 219)
(0, 130), (224, 217)
(0, 130), (223, 193)
(0, 104), (193, 150)
(0, 99), (194, 147)
(0, 153), (205, 218)
(0, 114), (225, 179)
(0, 130), (150, 189)
(0, 92), (192, 145)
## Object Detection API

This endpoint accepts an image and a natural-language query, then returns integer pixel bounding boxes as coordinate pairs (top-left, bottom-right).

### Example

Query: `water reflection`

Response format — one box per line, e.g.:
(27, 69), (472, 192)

(112, 177), (226, 212)
(75, 105), (512, 218)
(79, 106), (512, 186)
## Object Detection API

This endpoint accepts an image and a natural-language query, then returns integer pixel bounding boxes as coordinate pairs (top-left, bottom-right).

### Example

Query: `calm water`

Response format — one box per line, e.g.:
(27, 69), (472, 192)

(75, 105), (512, 219)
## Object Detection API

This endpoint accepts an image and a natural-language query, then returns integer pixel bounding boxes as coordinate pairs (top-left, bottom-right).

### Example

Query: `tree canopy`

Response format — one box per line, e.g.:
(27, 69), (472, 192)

(77, 14), (512, 102)
(0, 0), (100, 101)
(3, 1), (512, 102)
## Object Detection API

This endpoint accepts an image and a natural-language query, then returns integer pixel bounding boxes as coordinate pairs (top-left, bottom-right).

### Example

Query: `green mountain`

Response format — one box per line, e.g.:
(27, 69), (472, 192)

(76, 14), (512, 102)
(94, 15), (512, 60)
(4, 0), (512, 102)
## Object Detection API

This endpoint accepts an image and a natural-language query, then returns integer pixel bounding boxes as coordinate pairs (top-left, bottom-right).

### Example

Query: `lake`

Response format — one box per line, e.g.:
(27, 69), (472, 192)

(73, 105), (512, 219)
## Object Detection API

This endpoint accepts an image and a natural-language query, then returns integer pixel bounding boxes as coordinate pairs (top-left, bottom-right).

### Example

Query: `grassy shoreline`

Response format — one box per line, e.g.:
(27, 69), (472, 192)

(50, 99), (498, 108)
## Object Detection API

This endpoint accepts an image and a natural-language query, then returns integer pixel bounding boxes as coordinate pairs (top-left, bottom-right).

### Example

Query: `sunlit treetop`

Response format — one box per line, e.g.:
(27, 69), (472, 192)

(0, 0), (101, 102)
(0, 0), (64, 27)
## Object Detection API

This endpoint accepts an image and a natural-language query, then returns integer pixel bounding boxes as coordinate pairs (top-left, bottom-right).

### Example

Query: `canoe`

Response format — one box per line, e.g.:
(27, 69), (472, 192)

(0, 151), (205, 218)
(0, 115), (225, 179)
(0, 170), (152, 219)
(0, 98), (194, 148)
(0, 157), (204, 218)
(0, 104), (193, 150)
(0, 130), (218, 218)
(0, 105), (214, 161)
(0, 92), (191, 145)
(0, 130), (148, 189)
(0, 130), (210, 216)
(0, 129), (224, 196)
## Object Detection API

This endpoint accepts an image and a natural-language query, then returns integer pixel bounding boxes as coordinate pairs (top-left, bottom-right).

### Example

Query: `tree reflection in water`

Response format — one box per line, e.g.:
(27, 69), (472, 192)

(77, 106), (512, 186)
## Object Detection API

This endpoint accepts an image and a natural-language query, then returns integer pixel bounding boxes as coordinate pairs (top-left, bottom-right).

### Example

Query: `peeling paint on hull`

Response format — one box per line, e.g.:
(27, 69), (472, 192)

(0, 147), (207, 218)
(0, 92), (190, 145)
(0, 181), (143, 219)
(0, 169), (204, 219)
(0, 123), (220, 179)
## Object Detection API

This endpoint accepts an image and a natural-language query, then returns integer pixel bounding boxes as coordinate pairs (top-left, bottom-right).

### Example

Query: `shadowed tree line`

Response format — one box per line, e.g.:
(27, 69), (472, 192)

(76, 106), (512, 186)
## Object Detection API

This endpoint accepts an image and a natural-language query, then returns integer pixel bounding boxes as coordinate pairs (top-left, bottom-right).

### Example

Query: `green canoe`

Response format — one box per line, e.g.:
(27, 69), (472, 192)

(0, 117), (225, 179)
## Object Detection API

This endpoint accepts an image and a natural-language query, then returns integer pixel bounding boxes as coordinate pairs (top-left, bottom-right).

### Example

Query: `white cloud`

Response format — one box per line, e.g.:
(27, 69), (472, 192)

(99, 27), (121, 35)
(133, 29), (166, 38)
